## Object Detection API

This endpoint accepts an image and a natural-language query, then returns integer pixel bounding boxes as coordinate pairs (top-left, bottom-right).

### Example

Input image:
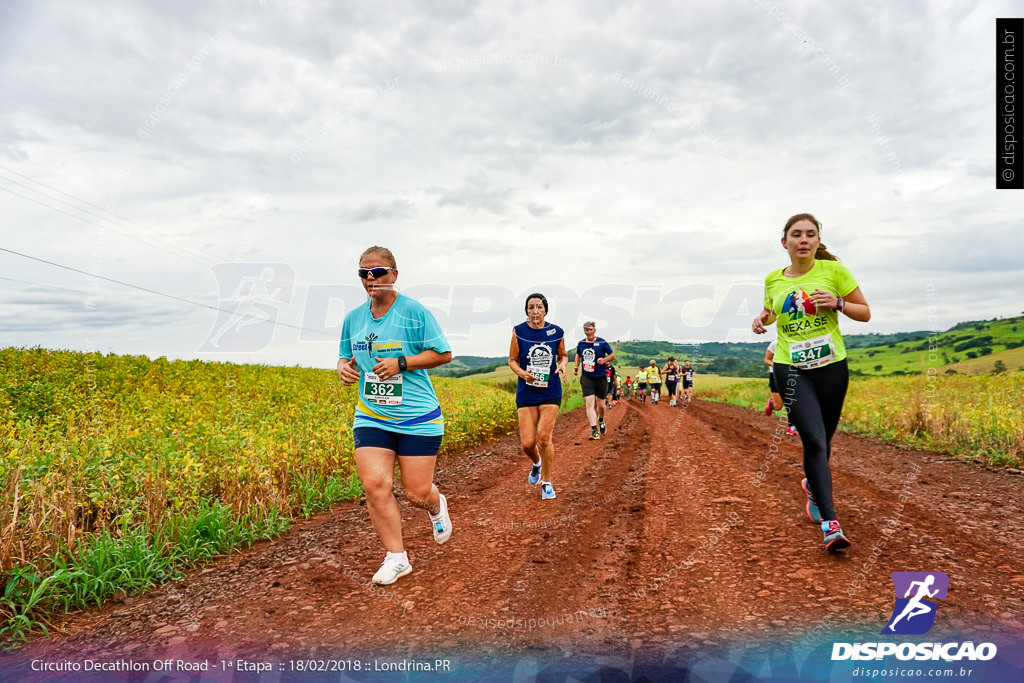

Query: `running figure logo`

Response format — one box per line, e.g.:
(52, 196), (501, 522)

(782, 290), (817, 319)
(199, 263), (294, 352)
(881, 571), (949, 635)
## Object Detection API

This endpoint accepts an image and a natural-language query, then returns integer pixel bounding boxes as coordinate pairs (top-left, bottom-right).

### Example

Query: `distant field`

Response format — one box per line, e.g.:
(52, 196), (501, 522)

(846, 316), (1024, 376)
(945, 345), (1024, 374)
(701, 372), (1024, 468)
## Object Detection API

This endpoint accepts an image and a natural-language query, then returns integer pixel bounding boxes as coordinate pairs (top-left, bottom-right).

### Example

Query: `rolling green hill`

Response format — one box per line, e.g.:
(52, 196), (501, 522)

(845, 315), (1024, 376)
(430, 355), (506, 377)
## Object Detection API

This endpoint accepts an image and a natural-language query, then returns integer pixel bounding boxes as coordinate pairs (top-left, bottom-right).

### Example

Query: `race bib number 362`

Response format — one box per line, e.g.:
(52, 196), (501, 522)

(363, 372), (404, 405)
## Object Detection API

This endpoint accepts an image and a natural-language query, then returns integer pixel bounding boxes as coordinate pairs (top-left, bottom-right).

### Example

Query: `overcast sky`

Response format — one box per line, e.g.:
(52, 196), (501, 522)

(1, 0), (1021, 369)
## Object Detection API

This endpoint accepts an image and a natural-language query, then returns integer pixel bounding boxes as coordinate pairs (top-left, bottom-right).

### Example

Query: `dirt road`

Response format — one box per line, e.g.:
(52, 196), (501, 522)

(6, 399), (1024, 680)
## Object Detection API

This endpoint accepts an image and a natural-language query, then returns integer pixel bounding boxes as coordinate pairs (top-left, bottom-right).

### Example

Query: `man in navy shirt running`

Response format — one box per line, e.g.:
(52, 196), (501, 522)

(574, 321), (616, 440)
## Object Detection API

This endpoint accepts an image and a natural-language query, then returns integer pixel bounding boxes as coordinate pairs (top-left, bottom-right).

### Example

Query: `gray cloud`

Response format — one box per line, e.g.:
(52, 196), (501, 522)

(0, 0), (1020, 366)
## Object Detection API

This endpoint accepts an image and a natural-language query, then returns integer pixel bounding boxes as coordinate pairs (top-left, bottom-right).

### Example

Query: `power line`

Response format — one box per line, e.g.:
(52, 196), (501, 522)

(0, 166), (259, 275)
(0, 246), (330, 337)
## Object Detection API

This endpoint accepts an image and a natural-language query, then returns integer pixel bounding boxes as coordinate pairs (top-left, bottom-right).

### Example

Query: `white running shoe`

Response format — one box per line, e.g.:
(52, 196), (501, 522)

(372, 552), (412, 585)
(429, 493), (452, 544)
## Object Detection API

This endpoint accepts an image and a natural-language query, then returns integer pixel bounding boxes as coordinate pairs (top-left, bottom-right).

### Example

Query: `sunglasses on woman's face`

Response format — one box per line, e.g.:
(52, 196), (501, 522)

(358, 267), (396, 279)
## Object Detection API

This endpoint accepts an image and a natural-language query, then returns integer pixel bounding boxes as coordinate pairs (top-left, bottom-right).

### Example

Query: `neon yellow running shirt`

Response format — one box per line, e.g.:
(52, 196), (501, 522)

(763, 260), (858, 368)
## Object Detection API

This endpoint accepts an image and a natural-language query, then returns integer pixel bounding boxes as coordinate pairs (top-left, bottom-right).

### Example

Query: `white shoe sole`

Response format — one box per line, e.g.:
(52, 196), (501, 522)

(372, 563), (412, 585)
(431, 493), (452, 545)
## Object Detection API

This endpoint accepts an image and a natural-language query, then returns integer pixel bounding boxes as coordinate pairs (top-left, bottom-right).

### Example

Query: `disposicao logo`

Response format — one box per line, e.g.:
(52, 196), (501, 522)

(832, 571), (997, 663)
(882, 571), (948, 635)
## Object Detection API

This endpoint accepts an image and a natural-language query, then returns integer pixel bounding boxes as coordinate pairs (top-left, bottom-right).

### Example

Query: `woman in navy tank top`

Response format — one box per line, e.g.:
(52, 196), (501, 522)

(508, 293), (567, 501)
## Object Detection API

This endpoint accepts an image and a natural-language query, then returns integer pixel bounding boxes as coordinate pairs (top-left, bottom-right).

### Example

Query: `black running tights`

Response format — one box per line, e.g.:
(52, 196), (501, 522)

(773, 359), (849, 521)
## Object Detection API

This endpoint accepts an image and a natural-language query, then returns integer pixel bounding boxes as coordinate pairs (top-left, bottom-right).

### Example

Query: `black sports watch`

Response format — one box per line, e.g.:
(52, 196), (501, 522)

(397, 356), (408, 372)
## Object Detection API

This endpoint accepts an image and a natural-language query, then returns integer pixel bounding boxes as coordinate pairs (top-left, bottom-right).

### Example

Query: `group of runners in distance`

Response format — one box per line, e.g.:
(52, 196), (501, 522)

(628, 357), (695, 406)
(338, 212), (870, 585)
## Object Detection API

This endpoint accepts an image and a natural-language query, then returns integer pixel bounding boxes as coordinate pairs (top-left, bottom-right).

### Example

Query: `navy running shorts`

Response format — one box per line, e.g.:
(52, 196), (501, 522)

(353, 427), (443, 456)
(516, 397), (562, 408)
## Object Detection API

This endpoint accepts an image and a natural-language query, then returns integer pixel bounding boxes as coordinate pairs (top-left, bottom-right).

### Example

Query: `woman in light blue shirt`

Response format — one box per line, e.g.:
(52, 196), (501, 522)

(338, 246), (452, 585)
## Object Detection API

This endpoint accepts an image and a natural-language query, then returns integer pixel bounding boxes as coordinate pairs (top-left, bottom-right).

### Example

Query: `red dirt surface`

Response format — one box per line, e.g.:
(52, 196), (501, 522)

(5, 399), (1024, 679)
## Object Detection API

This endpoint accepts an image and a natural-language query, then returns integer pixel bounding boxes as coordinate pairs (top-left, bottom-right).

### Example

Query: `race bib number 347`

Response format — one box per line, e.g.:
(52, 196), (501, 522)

(789, 333), (835, 369)
(363, 372), (404, 405)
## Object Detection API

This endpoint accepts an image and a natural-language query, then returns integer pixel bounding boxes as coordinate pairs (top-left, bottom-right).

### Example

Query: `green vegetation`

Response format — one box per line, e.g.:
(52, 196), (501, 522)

(0, 348), (518, 646)
(701, 373), (1024, 468)
(845, 315), (1024, 376)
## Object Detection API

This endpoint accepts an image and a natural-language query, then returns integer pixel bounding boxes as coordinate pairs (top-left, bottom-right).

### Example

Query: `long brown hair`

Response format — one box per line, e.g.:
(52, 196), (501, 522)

(783, 213), (838, 261)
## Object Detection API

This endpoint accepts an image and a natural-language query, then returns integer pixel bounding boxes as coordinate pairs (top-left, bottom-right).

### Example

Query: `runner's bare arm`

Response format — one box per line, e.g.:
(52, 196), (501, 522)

(840, 287), (871, 323)
(508, 333), (534, 382)
(752, 307), (776, 334)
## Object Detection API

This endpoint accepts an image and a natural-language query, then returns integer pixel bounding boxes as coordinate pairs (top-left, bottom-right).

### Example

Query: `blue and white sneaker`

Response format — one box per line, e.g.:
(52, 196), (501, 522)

(540, 482), (556, 500)
(822, 520), (851, 553)
(528, 463), (541, 485)
(429, 493), (452, 544)
(802, 478), (823, 524)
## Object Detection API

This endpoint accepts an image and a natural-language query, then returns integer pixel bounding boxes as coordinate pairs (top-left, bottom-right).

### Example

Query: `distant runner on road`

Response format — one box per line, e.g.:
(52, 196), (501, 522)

(681, 360), (695, 405)
(646, 360), (662, 404)
(510, 293), (568, 501)
(635, 366), (649, 404)
(752, 213), (871, 553)
(574, 322), (615, 440)
(662, 357), (681, 407)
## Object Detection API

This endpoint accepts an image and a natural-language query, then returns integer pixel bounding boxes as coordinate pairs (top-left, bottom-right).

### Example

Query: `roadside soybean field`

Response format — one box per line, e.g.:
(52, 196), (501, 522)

(0, 348), (518, 644)
(700, 370), (1024, 468)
